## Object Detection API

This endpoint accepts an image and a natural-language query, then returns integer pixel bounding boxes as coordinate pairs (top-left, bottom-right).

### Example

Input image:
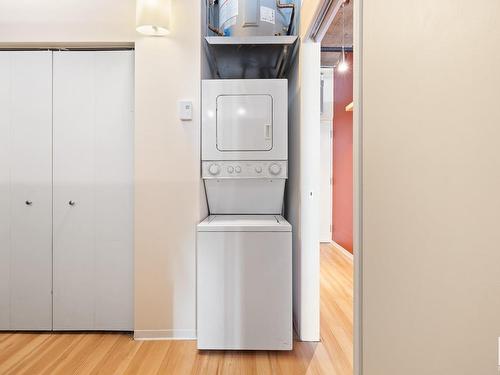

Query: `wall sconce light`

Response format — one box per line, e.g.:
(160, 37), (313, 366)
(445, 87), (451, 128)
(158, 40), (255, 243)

(136, 0), (170, 36)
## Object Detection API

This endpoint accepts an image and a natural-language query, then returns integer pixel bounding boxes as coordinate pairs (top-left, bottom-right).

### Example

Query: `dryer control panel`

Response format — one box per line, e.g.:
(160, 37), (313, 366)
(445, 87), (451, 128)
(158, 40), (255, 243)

(202, 161), (287, 179)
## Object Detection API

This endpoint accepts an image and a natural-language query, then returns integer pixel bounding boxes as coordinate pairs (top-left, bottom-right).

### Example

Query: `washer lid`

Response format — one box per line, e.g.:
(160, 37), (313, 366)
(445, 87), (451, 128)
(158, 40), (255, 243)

(197, 215), (291, 232)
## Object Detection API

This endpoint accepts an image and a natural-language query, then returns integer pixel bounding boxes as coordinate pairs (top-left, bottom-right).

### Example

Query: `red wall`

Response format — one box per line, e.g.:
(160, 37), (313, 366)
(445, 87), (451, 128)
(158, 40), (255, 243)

(332, 53), (353, 253)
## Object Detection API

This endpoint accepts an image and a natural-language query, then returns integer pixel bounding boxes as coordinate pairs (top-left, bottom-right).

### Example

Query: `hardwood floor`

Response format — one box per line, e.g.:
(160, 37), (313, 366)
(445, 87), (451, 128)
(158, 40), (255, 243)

(0, 243), (353, 375)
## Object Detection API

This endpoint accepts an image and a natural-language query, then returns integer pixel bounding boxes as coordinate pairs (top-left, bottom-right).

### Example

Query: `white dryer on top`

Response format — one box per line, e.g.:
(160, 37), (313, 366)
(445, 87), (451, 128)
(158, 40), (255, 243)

(202, 79), (288, 161)
(202, 79), (289, 215)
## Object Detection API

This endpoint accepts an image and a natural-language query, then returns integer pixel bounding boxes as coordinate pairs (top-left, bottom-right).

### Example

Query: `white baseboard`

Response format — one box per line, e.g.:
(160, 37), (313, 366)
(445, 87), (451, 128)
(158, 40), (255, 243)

(329, 241), (353, 260)
(134, 329), (197, 341)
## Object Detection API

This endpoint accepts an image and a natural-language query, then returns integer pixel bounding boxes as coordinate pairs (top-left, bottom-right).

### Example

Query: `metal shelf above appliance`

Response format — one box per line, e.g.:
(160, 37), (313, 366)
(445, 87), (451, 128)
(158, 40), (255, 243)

(205, 35), (298, 79)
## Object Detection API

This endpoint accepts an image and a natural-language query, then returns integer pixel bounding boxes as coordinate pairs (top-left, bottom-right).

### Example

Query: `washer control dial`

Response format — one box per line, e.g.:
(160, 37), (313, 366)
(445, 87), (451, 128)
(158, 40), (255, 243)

(255, 166), (263, 174)
(235, 166), (242, 173)
(227, 166), (234, 173)
(208, 164), (220, 176)
(269, 163), (282, 176)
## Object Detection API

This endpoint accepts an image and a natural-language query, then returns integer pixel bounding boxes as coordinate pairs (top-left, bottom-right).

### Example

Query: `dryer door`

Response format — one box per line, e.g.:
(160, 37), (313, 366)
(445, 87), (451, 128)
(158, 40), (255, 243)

(217, 95), (273, 151)
(202, 79), (287, 161)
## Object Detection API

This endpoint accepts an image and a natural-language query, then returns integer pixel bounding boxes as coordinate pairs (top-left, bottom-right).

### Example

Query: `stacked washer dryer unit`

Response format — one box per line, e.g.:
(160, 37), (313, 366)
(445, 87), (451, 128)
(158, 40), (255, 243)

(197, 79), (292, 350)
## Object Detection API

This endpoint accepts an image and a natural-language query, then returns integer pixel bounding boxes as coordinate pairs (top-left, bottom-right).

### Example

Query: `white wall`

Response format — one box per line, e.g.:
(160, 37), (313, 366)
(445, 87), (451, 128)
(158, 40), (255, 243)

(299, 0), (323, 38)
(361, 0), (500, 373)
(0, 0), (202, 340)
(134, 0), (201, 337)
(0, 0), (135, 44)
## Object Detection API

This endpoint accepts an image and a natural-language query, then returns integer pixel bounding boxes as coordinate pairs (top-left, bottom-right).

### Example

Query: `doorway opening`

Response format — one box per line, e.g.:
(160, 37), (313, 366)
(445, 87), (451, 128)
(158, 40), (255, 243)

(316, 0), (356, 373)
(320, 0), (354, 258)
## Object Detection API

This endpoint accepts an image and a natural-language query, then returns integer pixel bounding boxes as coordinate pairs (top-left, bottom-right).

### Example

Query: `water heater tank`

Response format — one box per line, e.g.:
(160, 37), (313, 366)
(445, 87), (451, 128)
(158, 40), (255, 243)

(217, 0), (294, 37)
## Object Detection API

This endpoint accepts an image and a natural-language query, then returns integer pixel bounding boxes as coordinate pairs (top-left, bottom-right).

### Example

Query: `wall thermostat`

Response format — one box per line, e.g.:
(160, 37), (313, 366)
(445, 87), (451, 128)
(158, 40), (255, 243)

(178, 100), (193, 121)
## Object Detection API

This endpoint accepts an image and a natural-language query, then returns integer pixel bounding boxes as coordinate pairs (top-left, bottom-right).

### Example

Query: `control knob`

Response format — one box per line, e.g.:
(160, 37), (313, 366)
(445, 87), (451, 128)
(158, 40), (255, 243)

(227, 166), (234, 173)
(255, 166), (263, 174)
(208, 164), (220, 176)
(269, 163), (282, 175)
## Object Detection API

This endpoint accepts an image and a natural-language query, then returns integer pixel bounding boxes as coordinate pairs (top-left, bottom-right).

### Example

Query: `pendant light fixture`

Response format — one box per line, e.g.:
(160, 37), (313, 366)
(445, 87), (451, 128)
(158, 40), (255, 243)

(136, 0), (170, 36)
(337, 1), (349, 73)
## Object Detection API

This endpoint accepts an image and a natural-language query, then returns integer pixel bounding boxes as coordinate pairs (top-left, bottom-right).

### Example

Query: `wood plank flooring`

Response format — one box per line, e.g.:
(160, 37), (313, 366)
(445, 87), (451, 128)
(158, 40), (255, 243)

(0, 243), (353, 375)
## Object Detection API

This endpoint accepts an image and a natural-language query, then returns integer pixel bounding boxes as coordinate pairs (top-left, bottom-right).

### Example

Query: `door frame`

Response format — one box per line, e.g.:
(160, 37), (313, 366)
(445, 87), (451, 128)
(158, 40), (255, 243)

(320, 67), (334, 243)
(306, 0), (364, 374)
(318, 118), (333, 243)
(353, 1), (363, 373)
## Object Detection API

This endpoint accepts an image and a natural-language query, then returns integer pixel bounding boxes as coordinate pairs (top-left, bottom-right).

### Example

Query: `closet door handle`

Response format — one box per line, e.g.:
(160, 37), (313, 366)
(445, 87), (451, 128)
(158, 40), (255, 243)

(25, 200), (33, 206)
(69, 200), (76, 206)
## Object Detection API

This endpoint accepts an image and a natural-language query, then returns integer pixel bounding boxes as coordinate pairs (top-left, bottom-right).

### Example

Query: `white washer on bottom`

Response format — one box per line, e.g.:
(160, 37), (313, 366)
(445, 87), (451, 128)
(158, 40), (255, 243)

(197, 215), (292, 350)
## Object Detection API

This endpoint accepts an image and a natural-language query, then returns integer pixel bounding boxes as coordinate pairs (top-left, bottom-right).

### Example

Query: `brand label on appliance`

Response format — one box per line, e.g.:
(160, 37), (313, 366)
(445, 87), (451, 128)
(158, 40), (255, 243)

(220, 0), (239, 29)
(260, 6), (275, 24)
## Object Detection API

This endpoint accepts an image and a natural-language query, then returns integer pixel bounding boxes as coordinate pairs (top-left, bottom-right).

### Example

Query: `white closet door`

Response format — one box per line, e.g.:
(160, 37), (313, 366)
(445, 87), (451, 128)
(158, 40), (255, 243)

(0, 51), (53, 330)
(52, 51), (134, 330)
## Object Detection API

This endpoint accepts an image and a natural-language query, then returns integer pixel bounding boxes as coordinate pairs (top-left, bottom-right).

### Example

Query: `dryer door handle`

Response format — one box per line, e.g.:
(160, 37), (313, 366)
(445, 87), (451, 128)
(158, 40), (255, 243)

(265, 124), (271, 139)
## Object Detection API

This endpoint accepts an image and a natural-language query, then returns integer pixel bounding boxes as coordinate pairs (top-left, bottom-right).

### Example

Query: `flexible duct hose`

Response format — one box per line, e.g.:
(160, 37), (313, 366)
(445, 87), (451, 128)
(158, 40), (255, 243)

(276, 0), (296, 35)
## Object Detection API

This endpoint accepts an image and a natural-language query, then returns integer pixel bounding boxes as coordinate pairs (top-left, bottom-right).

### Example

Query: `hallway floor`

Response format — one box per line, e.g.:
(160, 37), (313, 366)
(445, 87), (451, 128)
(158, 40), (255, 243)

(0, 243), (353, 375)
